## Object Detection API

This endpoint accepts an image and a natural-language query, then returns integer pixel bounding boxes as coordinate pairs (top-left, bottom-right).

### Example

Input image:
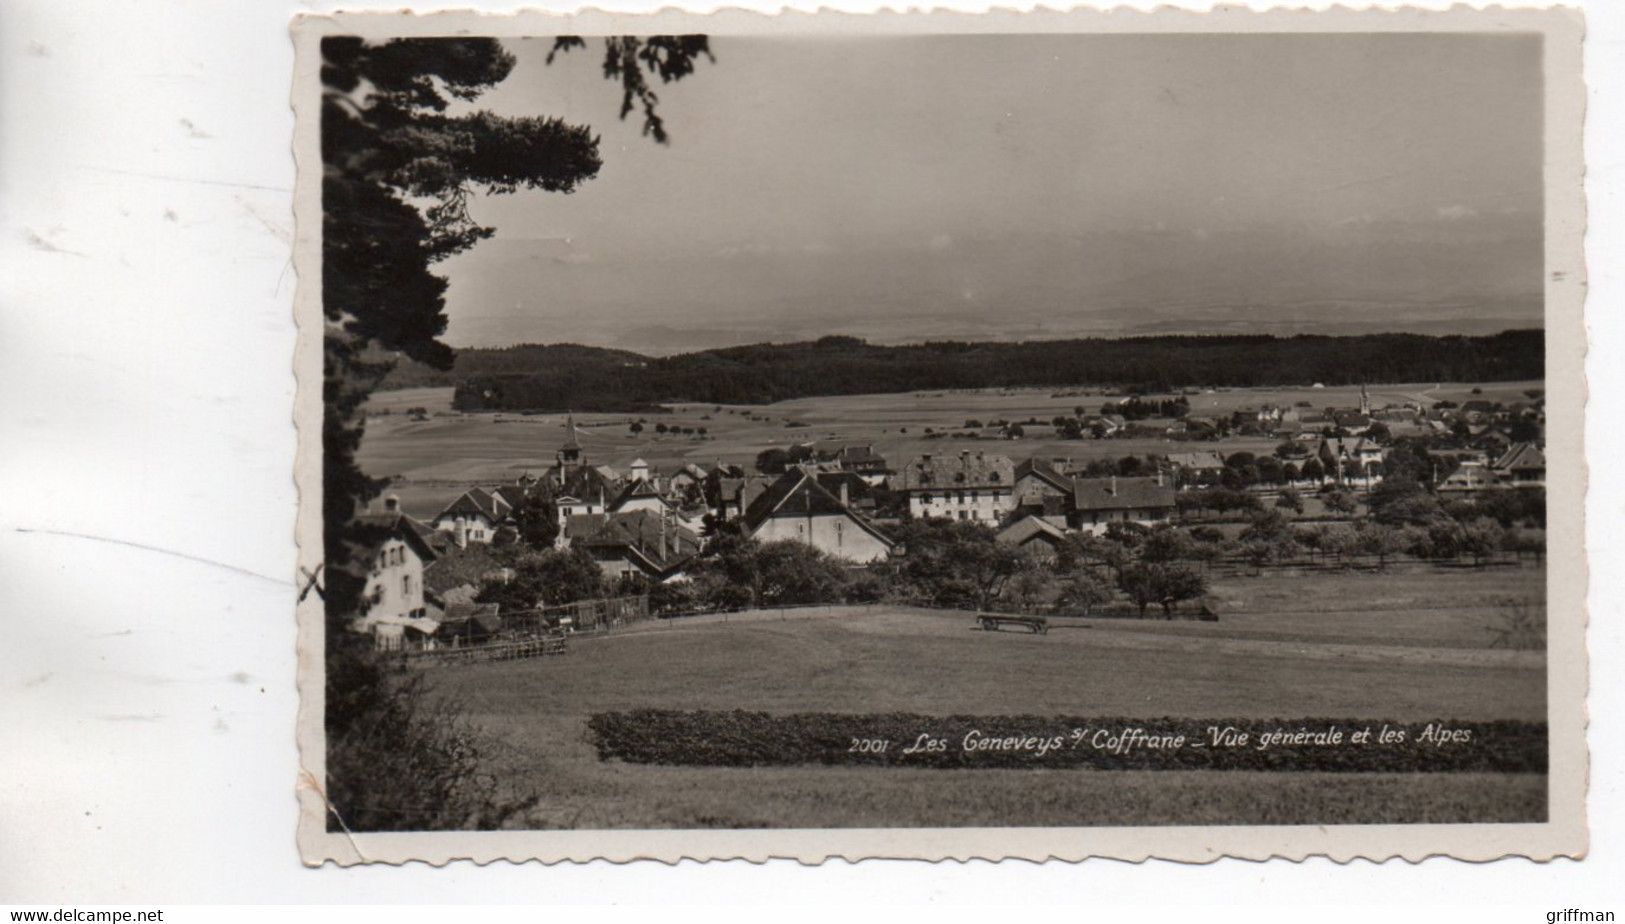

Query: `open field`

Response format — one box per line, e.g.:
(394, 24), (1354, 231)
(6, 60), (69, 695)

(423, 566), (1546, 828)
(358, 380), (1539, 518)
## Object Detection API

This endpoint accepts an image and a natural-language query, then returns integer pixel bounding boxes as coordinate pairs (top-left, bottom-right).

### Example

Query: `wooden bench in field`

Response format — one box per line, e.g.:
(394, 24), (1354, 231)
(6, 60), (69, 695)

(975, 614), (1048, 635)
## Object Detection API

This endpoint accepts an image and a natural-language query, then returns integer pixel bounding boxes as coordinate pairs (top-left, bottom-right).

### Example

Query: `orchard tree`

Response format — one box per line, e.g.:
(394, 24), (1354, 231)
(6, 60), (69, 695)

(1275, 487), (1304, 514)
(1059, 567), (1113, 617)
(1322, 488), (1359, 516)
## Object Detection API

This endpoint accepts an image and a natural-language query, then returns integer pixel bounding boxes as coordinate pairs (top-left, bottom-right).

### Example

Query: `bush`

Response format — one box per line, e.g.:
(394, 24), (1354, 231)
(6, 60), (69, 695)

(326, 653), (535, 831)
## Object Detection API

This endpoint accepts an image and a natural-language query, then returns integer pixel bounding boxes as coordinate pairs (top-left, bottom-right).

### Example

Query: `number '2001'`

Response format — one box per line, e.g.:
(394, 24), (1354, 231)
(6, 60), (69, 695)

(849, 738), (890, 753)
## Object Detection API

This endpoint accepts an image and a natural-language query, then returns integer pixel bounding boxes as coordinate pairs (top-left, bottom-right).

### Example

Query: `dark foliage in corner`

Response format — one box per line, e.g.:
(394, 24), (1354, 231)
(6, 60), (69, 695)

(320, 34), (710, 831)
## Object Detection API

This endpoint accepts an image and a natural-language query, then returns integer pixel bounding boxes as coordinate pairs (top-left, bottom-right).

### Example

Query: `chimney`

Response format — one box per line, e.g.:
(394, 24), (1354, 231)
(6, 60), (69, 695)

(1110, 475), (1117, 496)
(383, 494), (400, 513)
(839, 480), (850, 508)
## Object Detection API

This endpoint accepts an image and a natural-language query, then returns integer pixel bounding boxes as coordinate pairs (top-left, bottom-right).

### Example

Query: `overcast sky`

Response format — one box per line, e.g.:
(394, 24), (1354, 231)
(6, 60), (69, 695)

(435, 33), (1544, 353)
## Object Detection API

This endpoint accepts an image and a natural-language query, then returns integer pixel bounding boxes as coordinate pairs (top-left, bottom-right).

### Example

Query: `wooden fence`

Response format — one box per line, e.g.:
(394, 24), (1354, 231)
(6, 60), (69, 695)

(407, 633), (568, 665)
(504, 594), (652, 635)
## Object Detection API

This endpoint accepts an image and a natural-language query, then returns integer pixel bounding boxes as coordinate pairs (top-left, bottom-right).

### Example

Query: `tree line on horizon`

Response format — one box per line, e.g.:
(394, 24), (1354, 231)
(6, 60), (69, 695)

(378, 330), (1544, 411)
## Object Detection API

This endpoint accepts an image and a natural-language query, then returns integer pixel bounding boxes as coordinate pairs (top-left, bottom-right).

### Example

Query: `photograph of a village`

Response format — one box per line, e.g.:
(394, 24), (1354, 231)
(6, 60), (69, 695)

(316, 28), (1552, 832)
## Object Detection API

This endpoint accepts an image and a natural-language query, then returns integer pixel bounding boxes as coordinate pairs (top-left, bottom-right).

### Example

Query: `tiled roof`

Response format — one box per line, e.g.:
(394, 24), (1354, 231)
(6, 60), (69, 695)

(574, 510), (701, 571)
(717, 476), (776, 515)
(743, 471), (894, 547)
(1014, 458), (1073, 493)
(743, 470), (845, 529)
(897, 452), (1014, 491)
(1165, 451), (1226, 471)
(422, 544), (505, 594)
(353, 511), (442, 564)
(436, 488), (509, 522)
(997, 515), (1069, 547)
(1493, 442), (1546, 472)
(554, 465), (616, 504)
(490, 483), (530, 509)
(610, 477), (670, 511)
(815, 470), (875, 505)
(836, 444), (886, 467)
(1071, 477), (1176, 512)
(441, 603), (501, 635)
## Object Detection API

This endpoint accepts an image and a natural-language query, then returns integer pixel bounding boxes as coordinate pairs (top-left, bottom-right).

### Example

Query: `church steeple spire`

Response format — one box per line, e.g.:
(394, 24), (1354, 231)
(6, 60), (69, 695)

(558, 412), (583, 470)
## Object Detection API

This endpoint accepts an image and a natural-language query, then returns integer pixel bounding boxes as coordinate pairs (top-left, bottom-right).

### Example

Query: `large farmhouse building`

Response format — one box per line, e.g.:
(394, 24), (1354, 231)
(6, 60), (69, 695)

(895, 451), (1017, 523)
(1011, 458), (1076, 527)
(1068, 476), (1178, 534)
(742, 469), (894, 563)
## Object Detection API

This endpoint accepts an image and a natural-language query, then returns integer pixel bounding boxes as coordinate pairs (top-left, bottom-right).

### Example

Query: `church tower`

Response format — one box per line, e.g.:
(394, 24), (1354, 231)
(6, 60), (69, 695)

(557, 413), (584, 472)
(1359, 383), (1371, 417)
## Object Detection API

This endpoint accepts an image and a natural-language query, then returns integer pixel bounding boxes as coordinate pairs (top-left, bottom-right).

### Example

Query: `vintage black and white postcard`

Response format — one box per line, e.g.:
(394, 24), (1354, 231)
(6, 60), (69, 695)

(293, 5), (1587, 864)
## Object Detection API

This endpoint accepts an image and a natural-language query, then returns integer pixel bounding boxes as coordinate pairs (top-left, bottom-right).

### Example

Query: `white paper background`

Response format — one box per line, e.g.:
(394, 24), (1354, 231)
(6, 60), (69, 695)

(1, 0), (1619, 906)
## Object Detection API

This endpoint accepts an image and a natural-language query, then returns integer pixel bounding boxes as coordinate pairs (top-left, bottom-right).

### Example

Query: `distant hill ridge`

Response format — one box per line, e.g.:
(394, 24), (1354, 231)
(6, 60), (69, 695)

(376, 331), (1543, 412)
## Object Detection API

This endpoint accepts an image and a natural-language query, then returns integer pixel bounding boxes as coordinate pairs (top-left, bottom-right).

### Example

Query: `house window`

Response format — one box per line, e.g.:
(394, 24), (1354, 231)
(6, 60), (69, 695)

(402, 575), (413, 598)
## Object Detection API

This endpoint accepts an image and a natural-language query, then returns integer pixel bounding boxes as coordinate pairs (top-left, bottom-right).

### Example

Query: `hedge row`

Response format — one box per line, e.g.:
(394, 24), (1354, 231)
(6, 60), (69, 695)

(588, 710), (1546, 773)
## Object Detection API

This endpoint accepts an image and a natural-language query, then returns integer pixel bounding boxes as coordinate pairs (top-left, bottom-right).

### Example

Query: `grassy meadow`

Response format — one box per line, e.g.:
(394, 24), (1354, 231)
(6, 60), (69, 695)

(423, 565), (1546, 829)
(358, 380), (1540, 518)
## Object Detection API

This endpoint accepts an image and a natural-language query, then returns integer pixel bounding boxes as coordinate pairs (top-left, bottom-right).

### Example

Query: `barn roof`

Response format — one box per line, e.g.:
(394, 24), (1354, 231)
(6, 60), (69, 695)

(421, 543), (506, 594)
(1165, 451), (1226, 471)
(898, 452), (1014, 491)
(1072, 477), (1176, 512)
(997, 515), (1069, 548)
(743, 470), (894, 547)
(1493, 442), (1546, 472)
(574, 509), (701, 573)
(1014, 458), (1074, 493)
